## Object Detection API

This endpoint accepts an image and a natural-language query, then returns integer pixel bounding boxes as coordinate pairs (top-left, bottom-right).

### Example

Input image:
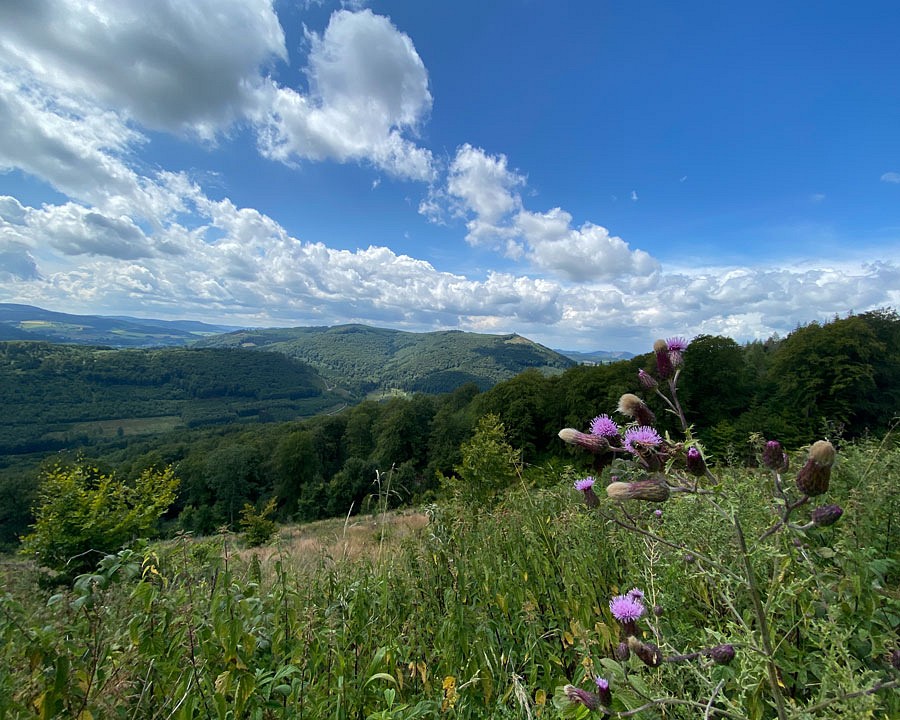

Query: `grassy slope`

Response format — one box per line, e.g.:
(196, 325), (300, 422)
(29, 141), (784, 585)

(2, 439), (897, 718)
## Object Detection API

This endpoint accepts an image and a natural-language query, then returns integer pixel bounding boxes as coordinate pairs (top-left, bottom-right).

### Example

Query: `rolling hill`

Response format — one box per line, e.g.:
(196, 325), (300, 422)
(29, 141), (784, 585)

(195, 323), (575, 394)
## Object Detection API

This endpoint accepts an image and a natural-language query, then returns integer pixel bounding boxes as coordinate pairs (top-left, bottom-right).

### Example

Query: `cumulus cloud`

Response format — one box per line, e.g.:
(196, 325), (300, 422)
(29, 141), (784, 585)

(253, 9), (435, 180)
(881, 172), (900, 184)
(440, 145), (660, 282)
(0, 0), (286, 138)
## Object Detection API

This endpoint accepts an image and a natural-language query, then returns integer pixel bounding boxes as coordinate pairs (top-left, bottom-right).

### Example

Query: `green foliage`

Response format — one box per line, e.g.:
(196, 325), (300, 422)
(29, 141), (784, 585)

(197, 323), (574, 395)
(240, 498), (279, 547)
(20, 460), (178, 577)
(442, 413), (521, 507)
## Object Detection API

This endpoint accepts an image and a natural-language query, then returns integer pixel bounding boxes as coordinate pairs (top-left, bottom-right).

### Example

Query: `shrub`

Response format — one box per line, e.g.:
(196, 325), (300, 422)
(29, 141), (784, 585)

(20, 460), (178, 579)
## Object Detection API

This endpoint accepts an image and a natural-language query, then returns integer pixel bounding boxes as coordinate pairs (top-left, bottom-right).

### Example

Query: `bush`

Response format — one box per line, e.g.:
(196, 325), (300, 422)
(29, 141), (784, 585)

(239, 497), (279, 547)
(20, 460), (178, 579)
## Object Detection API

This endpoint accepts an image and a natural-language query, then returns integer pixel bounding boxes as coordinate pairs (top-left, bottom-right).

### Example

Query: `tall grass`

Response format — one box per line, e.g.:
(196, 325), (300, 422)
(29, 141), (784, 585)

(1, 439), (898, 718)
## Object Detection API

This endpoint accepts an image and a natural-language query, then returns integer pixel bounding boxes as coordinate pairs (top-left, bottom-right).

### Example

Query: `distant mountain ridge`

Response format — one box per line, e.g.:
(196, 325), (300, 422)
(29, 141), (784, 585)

(555, 348), (634, 364)
(0, 303), (234, 347)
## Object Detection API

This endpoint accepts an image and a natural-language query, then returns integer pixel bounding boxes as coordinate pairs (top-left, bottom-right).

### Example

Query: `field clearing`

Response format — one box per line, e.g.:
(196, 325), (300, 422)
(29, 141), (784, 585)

(43, 415), (183, 440)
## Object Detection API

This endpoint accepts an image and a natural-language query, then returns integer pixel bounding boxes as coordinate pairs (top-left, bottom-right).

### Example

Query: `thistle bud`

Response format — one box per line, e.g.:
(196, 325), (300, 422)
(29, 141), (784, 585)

(638, 368), (658, 389)
(653, 604), (664, 617)
(594, 677), (612, 708)
(686, 446), (707, 476)
(795, 440), (836, 497)
(762, 440), (789, 472)
(617, 393), (656, 426)
(810, 504), (843, 527)
(708, 644), (736, 665)
(558, 428), (611, 454)
(614, 641), (631, 661)
(654, 339), (673, 379)
(628, 636), (663, 667)
(606, 478), (670, 503)
(563, 685), (600, 711)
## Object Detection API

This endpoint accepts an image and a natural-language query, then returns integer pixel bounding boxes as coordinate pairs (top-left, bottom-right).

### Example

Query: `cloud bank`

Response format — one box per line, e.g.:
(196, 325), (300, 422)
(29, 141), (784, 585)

(0, 2), (897, 352)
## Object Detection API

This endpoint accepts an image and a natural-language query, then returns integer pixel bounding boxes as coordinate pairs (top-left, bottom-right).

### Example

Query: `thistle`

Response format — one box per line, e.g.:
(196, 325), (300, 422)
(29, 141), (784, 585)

(628, 636), (663, 667)
(686, 446), (707, 476)
(810, 504), (843, 527)
(573, 476), (600, 508)
(617, 393), (656, 426)
(795, 440), (836, 497)
(558, 428), (610, 454)
(762, 440), (789, 472)
(654, 338), (673, 379)
(606, 478), (670, 503)
(563, 685), (600, 710)
(707, 644), (736, 665)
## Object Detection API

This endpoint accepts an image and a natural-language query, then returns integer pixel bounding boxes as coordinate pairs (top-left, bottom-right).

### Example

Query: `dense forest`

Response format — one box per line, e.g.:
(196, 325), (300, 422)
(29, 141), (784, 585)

(1, 309), (898, 550)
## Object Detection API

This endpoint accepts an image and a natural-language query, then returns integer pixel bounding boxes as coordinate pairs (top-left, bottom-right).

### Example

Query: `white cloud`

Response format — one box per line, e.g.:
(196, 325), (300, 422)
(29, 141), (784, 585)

(630, 190), (638, 201)
(881, 172), (900, 184)
(253, 9), (435, 180)
(440, 145), (659, 282)
(0, 0), (286, 139)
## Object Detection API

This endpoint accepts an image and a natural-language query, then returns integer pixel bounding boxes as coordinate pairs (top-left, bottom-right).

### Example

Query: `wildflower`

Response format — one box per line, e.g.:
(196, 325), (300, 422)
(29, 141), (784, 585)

(638, 368), (658, 389)
(686, 446), (706, 476)
(795, 440), (836, 497)
(590, 413), (620, 438)
(617, 393), (656, 426)
(666, 336), (688, 367)
(563, 685), (600, 711)
(654, 509), (663, 518)
(610, 593), (645, 623)
(614, 641), (630, 660)
(810, 504), (843, 527)
(628, 636), (663, 667)
(708, 644), (736, 665)
(606, 479), (670, 503)
(626, 587), (645, 601)
(624, 425), (662, 453)
(558, 428), (610, 454)
(594, 677), (612, 707)
(762, 440), (789, 472)
(654, 339), (673, 379)
(574, 476), (600, 508)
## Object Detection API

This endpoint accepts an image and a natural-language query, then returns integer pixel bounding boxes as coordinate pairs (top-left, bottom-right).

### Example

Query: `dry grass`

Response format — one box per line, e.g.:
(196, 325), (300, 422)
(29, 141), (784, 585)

(233, 509), (429, 570)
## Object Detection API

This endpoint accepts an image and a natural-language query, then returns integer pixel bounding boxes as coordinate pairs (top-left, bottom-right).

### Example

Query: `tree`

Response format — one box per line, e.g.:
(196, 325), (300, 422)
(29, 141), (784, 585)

(21, 460), (178, 578)
(442, 414), (521, 508)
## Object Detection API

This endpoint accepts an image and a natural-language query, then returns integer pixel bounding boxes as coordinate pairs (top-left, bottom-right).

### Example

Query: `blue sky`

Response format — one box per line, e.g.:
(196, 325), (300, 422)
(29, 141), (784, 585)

(1, 0), (898, 352)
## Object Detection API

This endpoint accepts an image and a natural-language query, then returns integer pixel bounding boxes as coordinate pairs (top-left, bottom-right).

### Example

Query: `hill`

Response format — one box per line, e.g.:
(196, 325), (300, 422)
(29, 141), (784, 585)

(0, 303), (234, 347)
(196, 324), (575, 393)
(555, 348), (634, 364)
(0, 343), (346, 456)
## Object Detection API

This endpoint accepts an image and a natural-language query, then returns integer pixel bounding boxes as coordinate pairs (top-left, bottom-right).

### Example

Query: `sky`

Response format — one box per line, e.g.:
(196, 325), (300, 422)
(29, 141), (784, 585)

(1, 1), (899, 353)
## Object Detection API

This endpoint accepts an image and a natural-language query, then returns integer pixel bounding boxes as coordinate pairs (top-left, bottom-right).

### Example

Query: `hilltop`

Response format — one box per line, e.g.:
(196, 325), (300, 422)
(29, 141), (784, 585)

(195, 323), (574, 394)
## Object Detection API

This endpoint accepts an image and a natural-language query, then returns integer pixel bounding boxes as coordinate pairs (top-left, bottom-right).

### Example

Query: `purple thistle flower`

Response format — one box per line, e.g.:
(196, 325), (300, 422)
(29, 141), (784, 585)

(627, 587), (645, 601)
(573, 476), (595, 492)
(624, 425), (662, 453)
(609, 593), (645, 623)
(686, 446), (707, 475)
(667, 336), (688, 368)
(590, 413), (620, 438)
(594, 676), (612, 706)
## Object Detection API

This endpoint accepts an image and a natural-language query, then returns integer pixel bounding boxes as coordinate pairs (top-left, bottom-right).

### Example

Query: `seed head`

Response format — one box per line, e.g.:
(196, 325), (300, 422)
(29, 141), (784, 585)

(654, 339), (673, 379)
(617, 393), (656, 426)
(795, 440), (836, 497)
(558, 428), (610, 454)
(628, 636), (663, 667)
(563, 685), (600, 711)
(606, 478), (670, 503)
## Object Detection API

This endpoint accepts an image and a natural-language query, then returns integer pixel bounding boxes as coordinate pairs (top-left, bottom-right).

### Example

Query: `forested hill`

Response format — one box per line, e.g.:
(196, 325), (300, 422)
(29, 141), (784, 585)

(0, 343), (345, 455)
(195, 324), (575, 393)
(0, 303), (233, 346)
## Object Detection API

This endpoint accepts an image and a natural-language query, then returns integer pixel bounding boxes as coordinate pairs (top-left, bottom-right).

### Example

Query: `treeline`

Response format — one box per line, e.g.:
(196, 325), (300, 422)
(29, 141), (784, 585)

(2, 309), (898, 549)
(0, 344), (345, 455)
